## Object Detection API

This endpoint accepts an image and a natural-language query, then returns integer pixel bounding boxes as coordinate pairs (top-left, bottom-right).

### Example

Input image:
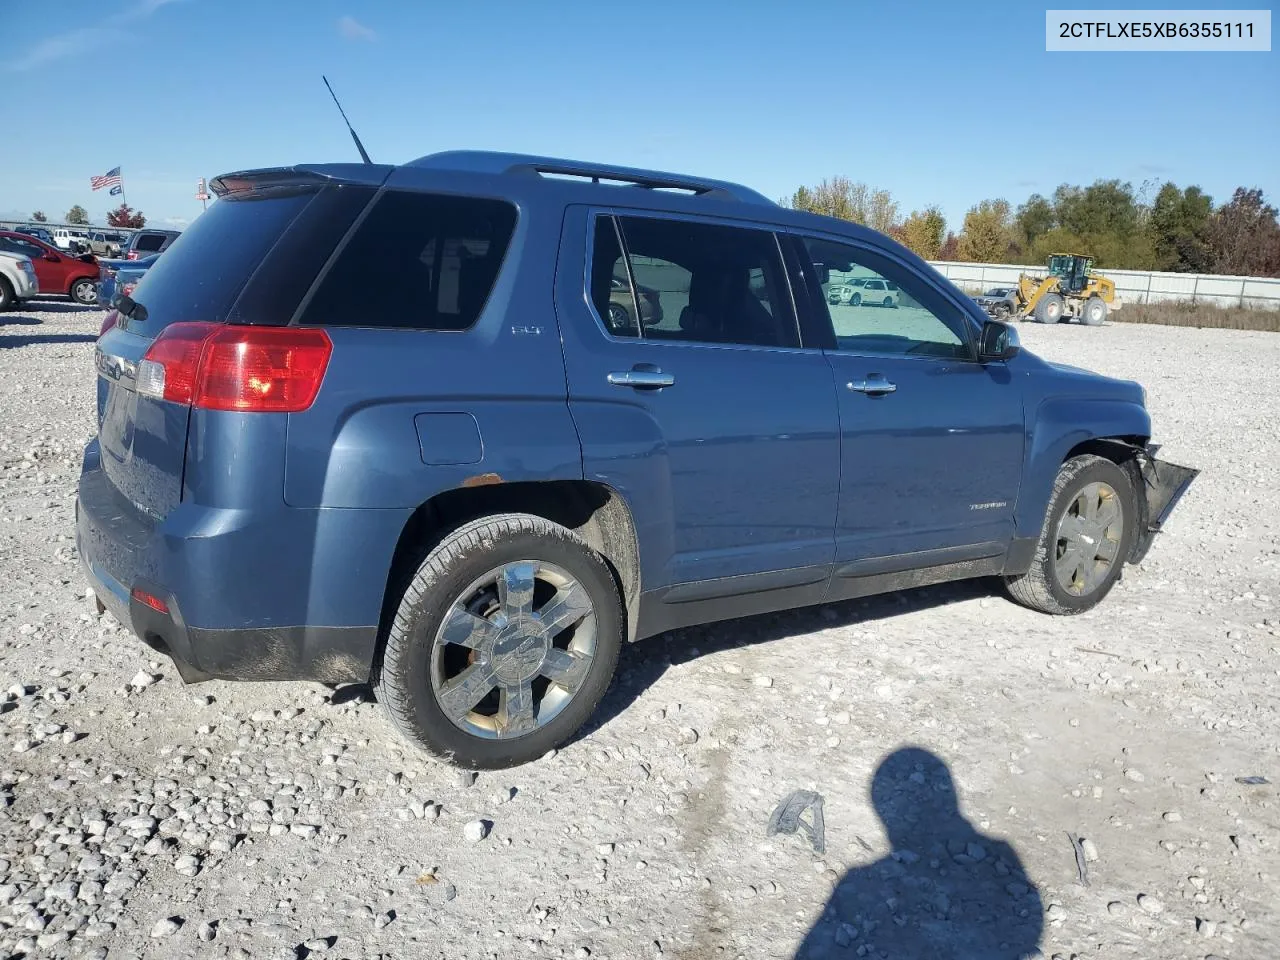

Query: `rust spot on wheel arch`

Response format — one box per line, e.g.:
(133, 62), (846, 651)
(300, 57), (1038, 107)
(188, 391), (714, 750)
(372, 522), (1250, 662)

(460, 473), (503, 488)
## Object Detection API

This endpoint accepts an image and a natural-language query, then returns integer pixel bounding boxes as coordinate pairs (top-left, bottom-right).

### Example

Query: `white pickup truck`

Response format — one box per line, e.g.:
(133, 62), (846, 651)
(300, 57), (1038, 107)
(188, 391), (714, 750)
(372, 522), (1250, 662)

(0, 250), (40, 310)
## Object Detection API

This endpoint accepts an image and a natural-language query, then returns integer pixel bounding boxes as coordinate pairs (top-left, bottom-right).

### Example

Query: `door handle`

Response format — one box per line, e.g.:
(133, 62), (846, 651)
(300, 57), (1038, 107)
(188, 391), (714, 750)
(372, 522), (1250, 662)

(847, 375), (897, 396)
(608, 369), (675, 389)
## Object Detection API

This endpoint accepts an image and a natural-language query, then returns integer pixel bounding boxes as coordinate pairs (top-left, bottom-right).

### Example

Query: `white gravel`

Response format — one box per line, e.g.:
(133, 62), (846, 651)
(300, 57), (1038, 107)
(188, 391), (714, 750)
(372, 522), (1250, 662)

(1, 302), (1278, 959)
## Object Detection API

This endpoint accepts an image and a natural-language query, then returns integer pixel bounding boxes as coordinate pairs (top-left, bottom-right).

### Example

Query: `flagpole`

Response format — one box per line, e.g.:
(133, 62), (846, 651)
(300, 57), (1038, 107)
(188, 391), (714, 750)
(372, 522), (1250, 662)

(120, 170), (127, 210)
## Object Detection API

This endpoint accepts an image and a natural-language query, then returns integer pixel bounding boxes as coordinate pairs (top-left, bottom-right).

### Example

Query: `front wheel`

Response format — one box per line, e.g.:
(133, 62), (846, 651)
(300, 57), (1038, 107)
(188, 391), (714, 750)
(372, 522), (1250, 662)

(1033, 293), (1064, 324)
(1003, 455), (1135, 615)
(374, 514), (624, 769)
(1082, 297), (1107, 326)
(851, 293), (862, 306)
(0, 277), (14, 312)
(71, 277), (97, 305)
(882, 296), (894, 308)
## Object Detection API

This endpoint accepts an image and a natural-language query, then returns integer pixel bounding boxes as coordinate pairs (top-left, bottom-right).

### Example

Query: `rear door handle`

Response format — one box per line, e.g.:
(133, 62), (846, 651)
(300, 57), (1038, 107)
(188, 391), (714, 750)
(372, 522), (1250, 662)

(847, 375), (896, 396)
(608, 369), (675, 389)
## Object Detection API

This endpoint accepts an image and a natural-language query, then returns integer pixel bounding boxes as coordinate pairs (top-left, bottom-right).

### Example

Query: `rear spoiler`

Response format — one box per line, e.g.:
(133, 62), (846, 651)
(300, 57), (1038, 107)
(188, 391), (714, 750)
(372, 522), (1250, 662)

(210, 164), (393, 199)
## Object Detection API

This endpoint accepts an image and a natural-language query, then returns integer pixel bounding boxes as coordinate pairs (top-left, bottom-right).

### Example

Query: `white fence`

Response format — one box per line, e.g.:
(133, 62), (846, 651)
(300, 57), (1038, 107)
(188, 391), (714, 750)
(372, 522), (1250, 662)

(927, 260), (1280, 310)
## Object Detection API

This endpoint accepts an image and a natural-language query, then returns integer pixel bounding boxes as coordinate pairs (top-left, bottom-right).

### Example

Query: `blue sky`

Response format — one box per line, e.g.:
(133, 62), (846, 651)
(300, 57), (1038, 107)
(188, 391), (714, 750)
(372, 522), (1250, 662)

(1, 0), (1276, 231)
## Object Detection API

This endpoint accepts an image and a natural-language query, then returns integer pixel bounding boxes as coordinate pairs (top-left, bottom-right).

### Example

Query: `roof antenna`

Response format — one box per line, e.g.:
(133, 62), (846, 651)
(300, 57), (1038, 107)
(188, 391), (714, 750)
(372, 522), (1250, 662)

(322, 75), (372, 165)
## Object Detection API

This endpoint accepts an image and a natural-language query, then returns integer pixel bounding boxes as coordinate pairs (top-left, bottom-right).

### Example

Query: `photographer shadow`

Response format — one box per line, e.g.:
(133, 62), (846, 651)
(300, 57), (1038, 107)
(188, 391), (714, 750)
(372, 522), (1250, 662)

(795, 747), (1043, 960)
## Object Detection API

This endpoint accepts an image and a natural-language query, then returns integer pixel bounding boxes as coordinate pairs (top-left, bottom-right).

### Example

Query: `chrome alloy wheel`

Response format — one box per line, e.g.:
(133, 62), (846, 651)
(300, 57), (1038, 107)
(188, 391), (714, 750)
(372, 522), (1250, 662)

(430, 561), (596, 739)
(1054, 481), (1124, 596)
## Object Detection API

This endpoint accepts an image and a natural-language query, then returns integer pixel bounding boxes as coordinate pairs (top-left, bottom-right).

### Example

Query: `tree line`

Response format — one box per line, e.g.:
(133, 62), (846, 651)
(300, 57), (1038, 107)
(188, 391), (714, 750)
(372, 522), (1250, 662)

(28, 205), (147, 228)
(785, 178), (1280, 277)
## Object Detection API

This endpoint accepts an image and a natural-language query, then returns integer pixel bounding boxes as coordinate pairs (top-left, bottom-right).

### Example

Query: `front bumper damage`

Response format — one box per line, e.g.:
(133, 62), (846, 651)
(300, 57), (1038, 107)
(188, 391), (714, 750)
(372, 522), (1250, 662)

(1128, 444), (1199, 564)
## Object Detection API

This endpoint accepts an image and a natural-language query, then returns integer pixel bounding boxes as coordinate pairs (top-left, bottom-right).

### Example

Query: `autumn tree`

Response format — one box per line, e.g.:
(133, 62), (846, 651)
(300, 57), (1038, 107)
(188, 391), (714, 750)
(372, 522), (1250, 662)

(31, 211), (48, 222)
(956, 199), (1013, 263)
(789, 177), (900, 233)
(937, 232), (960, 261)
(65, 205), (89, 225)
(106, 204), (147, 228)
(899, 207), (946, 260)
(1207, 188), (1280, 277)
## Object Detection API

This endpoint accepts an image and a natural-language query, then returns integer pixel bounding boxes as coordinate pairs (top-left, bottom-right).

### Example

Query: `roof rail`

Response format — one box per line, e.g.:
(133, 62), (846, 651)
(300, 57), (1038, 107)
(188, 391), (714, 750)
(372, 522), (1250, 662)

(406, 151), (776, 206)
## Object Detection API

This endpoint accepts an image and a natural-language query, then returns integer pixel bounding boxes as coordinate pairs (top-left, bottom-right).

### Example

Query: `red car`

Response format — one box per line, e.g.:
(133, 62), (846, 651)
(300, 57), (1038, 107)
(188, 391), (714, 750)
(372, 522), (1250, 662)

(0, 231), (99, 305)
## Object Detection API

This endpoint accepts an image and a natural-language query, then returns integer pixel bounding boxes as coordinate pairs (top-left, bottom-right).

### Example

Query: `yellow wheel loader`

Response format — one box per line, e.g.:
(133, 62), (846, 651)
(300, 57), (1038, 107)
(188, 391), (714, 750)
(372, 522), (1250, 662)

(1013, 254), (1119, 326)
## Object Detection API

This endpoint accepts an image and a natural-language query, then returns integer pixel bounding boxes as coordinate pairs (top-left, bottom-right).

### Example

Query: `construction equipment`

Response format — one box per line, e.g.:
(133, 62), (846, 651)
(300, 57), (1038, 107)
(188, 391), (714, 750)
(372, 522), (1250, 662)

(1012, 254), (1119, 326)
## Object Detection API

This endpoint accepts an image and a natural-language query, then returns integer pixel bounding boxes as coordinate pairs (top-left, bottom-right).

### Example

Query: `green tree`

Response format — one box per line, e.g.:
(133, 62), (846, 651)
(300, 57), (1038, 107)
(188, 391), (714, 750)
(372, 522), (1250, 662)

(899, 206), (946, 260)
(1208, 187), (1280, 277)
(65, 205), (89, 225)
(1014, 194), (1055, 249)
(31, 211), (48, 222)
(956, 199), (1012, 263)
(1149, 183), (1213, 272)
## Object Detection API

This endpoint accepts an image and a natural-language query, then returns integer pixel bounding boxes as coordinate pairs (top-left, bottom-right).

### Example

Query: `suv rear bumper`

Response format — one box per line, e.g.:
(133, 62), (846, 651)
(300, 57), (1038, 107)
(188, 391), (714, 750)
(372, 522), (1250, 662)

(76, 440), (388, 684)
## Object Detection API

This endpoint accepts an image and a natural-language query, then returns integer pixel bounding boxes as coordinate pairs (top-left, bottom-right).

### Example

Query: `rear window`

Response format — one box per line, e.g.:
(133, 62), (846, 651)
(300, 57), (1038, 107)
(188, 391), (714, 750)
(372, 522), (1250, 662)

(134, 233), (168, 253)
(122, 193), (314, 339)
(297, 190), (517, 331)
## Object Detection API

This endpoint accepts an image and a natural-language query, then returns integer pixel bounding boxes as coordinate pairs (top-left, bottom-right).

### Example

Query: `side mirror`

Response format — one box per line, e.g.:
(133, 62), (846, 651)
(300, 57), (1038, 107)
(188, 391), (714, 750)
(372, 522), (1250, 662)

(978, 319), (1020, 362)
(44, 253), (60, 262)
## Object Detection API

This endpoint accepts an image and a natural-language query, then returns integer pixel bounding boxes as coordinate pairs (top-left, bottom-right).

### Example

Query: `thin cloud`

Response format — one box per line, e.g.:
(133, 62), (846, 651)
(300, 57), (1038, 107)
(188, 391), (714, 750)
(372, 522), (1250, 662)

(338, 15), (377, 41)
(10, 0), (182, 72)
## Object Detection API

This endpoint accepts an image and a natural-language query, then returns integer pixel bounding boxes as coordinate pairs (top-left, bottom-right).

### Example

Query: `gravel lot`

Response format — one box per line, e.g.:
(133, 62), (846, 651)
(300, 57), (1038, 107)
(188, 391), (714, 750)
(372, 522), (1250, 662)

(1, 302), (1277, 960)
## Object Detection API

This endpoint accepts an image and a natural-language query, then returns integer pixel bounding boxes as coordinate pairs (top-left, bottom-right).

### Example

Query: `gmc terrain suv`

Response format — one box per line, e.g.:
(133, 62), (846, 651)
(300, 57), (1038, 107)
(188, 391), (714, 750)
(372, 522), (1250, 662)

(77, 151), (1197, 769)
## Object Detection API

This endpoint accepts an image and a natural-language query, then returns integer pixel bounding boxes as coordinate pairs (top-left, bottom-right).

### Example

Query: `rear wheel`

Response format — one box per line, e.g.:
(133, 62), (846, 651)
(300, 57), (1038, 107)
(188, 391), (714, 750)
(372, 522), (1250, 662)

(1003, 455), (1135, 615)
(1033, 293), (1064, 324)
(71, 277), (97, 306)
(0, 277), (14, 312)
(1082, 296), (1107, 326)
(374, 513), (624, 769)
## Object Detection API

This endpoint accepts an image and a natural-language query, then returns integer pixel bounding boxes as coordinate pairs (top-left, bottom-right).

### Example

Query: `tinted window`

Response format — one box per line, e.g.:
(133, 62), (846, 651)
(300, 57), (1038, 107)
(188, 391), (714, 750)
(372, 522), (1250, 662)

(612, 216), (797, 348)
(299, 191), (517, 331)
(122, 192), (315, 339)
(1, 238), (41, 259)
(805, 237), (972, 360)
(134, 234), (166, 252)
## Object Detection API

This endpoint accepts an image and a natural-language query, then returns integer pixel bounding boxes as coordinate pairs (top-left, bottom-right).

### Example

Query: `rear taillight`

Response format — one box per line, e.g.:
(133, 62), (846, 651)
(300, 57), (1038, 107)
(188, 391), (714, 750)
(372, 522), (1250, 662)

(126, 251), (138, 260)
(137, 323), (332, 412)
(98, 311), (118, 337)
(121, 281), (137, 298)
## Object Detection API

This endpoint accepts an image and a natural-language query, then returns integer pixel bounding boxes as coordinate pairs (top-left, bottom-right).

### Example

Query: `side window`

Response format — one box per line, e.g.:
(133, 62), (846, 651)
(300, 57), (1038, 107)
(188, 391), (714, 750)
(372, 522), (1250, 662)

(299, 191), (517, 330)
(611, 216), (797, 348)
(589, 217), (640, 338)
(804, 237), (972, 360)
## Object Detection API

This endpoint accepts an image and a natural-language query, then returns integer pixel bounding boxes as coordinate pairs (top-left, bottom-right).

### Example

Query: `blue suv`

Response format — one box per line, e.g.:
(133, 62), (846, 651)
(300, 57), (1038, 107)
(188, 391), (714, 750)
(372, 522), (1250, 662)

(77, 152), (1197, 768)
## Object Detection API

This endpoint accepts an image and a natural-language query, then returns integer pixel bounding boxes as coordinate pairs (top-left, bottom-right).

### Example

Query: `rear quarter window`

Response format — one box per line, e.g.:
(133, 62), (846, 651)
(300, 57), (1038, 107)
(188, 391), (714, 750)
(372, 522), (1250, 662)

(121, 192), (315, 339)
(297, 190), (517, 331)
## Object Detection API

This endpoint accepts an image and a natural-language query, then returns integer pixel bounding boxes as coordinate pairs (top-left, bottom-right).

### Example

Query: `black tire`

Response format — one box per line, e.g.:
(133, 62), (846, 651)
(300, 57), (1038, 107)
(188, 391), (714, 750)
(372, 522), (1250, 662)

(1082, 297), (1107, 326)
(606, 301), (633, 333)
(0, 277), (14, 312)
(1003, 454), (1136, 615)
(851, 293), (862, 306)
(374, 513), (624, 769)
(1033, 293), (1064, 324)
(71, 277), (97, 306)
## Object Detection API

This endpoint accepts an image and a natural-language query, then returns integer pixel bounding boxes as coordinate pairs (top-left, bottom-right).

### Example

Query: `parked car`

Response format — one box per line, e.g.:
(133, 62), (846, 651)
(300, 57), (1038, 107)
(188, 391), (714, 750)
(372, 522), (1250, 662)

(0, 230), (99, 305)
(78, 150), (1197, 770)
(606, 276), (663, 333)
(17, 225), (55, 246)
(52, 227), (75, 250)
(974, 286), (1018, 318)
(0, 250), (39, 310)
(88, 231), (128, 258)
(124, 228), (181, 260)
(828, 277), (899, 307)
(96, 254), (158, 309)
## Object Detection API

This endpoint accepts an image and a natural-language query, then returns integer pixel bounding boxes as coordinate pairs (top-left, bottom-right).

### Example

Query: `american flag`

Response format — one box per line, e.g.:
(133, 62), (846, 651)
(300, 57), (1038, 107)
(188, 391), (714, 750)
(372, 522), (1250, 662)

(90, 167), (122, 191)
